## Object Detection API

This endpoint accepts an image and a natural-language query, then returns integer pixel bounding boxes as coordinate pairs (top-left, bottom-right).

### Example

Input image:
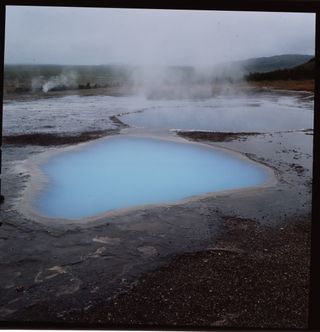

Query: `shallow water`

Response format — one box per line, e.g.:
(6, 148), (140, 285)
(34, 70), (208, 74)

(33, 136), (270, 219)
(3, 92), (313, 135)
(120, 93), (313, 132)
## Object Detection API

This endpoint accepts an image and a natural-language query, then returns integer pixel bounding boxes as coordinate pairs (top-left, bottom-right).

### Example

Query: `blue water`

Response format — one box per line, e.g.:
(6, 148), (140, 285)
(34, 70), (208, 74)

(34, 136), (269, 219)
(119, 95), (313, 132)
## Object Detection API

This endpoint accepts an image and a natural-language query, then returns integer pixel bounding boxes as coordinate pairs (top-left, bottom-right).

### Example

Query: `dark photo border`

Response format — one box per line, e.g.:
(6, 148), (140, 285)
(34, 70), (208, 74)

(0, 0), (319, 330)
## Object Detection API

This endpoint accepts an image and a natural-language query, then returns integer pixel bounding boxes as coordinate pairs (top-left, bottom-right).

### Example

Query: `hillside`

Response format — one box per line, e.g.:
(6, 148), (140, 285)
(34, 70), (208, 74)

(236, 54), (314, 73)
(210, 54), (314, 82)
(245, 57), (315, 81)
(3, 54), (315, 94)
(3, 64), (135, 94)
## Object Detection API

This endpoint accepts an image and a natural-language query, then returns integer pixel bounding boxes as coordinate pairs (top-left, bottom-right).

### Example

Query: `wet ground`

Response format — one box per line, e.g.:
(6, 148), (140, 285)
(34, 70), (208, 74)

(0, 89), (313, 328)
(78, 216), (310, 329)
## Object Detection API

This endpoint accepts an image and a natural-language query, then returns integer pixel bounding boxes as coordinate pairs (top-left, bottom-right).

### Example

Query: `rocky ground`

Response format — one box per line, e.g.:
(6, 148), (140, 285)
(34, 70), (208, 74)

(0, 89), (313, 329)
(74, 216), (310, 329)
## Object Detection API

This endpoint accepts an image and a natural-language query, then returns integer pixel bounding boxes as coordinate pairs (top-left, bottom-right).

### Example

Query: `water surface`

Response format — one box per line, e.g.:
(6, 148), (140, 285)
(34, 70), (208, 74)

(120, 94), (313, 131)
(3, 92), (313, 135)
(33, 136), (270, 219)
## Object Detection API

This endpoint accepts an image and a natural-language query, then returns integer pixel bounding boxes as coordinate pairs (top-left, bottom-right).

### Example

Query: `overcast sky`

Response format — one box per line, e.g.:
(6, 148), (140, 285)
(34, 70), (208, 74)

(4, 6), (315, 66)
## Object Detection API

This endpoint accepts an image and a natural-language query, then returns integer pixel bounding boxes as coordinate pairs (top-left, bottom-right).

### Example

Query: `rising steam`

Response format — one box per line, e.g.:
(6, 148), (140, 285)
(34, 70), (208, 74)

(41, 72), (78, 93)
(129, 63), (246, 100)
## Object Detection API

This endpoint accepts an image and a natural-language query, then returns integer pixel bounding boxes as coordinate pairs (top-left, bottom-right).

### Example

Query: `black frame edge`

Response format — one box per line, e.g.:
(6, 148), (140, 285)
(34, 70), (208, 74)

(0, 3), (5, 203)
(1, 1), (320, 330)
(309, 9), (320, 332)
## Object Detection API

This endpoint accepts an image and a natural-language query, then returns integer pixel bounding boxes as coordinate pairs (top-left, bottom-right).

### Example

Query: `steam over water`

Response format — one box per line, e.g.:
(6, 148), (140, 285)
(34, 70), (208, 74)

(4, 91), (312, 219)
(120, 93), (313, 132)
(3, 92), (313, 135)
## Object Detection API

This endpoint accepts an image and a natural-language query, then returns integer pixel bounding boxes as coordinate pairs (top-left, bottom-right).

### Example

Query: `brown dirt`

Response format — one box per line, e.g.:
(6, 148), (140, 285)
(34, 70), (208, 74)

(247, 79), (315, 92)
(2, 129), (118, 146)
(176, 131), (260, 142)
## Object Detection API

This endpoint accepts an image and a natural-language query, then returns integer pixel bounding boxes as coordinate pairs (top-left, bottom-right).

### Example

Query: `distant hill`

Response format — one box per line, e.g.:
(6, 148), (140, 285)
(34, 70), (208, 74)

(245, 57), (315, 81)
(3, 54), (315, 94)
(235, 54), (314, 73)
(3, 64), (136, 94)
(211, 54), (314, 81)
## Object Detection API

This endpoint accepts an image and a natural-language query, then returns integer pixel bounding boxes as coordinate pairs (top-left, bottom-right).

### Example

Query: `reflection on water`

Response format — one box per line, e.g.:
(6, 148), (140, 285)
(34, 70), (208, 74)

(3, 91), (313, 135)
(120, 93), (313, 132)
(34, 136), (269, 219)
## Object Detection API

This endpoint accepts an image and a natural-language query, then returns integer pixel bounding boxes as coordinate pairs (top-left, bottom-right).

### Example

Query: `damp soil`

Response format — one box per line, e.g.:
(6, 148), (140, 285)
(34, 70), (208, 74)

(176, 130), (260, 142)
(2, 115), (128, 146)
(68, 216), (310, 329)
(0, 94), (313, 329)
(2, 130), (118, 146)
(3, 129), (258, 147)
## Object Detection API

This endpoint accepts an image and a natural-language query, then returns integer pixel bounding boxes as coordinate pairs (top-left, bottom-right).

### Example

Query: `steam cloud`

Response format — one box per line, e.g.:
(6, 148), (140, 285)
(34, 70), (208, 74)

(129, 64), (246, 100)
(31, 71), (78, 93)
(42, 72), (78, 93)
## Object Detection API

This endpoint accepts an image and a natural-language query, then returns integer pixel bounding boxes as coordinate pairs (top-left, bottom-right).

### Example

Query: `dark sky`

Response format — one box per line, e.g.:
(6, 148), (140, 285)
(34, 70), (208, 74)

(4, 6), (315, 66)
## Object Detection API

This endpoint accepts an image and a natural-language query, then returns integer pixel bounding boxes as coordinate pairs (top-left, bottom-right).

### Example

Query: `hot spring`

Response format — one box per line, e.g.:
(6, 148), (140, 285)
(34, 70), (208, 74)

(30, 136), (272, 220)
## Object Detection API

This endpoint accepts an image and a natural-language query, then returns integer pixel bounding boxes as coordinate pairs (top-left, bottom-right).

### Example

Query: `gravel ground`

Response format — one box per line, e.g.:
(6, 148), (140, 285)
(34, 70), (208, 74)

(58, 215), (310, 329)
(0, 89), (313, 329)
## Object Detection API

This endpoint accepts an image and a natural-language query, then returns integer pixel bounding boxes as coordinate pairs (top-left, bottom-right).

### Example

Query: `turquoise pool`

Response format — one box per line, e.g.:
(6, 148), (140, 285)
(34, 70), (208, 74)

(33, 136), (270, 219)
